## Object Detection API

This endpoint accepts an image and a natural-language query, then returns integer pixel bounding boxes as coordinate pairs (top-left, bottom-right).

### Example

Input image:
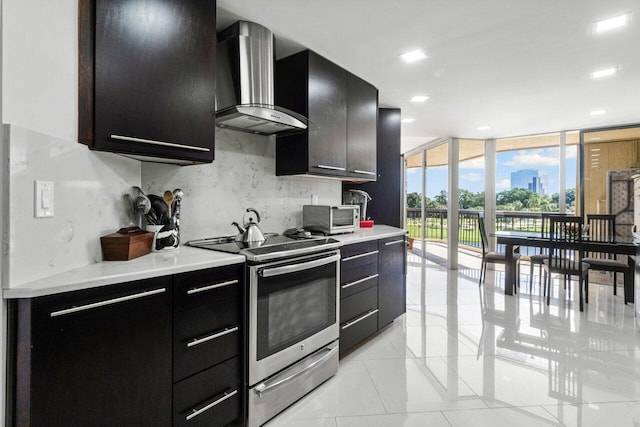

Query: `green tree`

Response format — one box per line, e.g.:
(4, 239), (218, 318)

(434, 190), (448, 208)
(406, 192), (421, 208)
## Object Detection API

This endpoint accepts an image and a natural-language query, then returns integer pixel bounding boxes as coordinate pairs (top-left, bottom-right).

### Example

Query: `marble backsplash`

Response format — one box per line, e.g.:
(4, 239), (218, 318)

(142, 129), (342, 241)
(4, 125), (141, 287)
(3, 126), (341, 287)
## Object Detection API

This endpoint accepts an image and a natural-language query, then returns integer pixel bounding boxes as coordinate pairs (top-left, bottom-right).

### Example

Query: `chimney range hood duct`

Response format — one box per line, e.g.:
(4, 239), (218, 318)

(215, 21), (309, 135)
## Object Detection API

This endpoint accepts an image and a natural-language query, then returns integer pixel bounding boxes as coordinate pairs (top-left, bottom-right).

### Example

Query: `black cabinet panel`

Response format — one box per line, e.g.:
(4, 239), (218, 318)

(340, 286), (378, 324)
(378, 236), (407, 328)
(25, 277), (172, 427)
(347, 72), (378, 180)
(173, 266), (242, 382)
(341, 262), (378, 298)
(276, 50), (378, 180)
(82, 0), (217, 163)
(341, 240), (378, 259)
(339, 309), (378, 356)
(173, 357), (241, 427)
(276, 50), (347, 177)
(342, 108), (402, 226)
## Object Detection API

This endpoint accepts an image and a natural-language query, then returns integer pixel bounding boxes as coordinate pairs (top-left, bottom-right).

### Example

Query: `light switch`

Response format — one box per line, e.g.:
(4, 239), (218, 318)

(35, 181), (54, 218)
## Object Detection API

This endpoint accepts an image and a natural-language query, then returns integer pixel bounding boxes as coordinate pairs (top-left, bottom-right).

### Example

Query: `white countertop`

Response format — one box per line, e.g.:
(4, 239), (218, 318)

(3, 247), (245, 299)
(4, 225), (406, 299)
(332, 225), (406, 244)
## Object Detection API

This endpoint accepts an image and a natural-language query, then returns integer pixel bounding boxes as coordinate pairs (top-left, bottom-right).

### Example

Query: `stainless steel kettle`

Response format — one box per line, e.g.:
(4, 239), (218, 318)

(232, 208), (266, 242)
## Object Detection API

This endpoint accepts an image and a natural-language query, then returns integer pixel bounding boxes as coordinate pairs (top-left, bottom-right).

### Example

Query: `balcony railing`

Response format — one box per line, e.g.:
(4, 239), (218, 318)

(406, 208), (550, 251)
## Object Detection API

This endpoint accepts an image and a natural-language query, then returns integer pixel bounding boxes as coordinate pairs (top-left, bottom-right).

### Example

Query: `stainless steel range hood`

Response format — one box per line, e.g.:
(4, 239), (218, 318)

(216, 21), (309, 135)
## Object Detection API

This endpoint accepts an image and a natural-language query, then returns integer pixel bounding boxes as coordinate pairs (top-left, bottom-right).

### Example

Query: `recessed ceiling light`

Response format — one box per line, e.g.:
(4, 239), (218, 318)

(595, 13), (631, 33)
(410, 95), (430, 103)
(477, 126), (491, 131)
(401, 118), (415, 123)
(590, 109), (607, 116)
(399, 49), (427, 63)
(591, 67), (618, 79)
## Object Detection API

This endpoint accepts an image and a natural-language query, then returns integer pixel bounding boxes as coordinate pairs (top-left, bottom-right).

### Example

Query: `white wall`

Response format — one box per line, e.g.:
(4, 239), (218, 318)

(2, 0), (142, 287)
(142, 129), (342, 240)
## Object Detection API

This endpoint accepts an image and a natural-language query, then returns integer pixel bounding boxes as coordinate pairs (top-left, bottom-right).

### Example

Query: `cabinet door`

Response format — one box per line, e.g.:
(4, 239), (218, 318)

(347, 72), (378, 180)
(91, 0), (216, 163)
(26, 278), (172, 427)
(307, 52), (348, 177)
(378, 236), (407, 328)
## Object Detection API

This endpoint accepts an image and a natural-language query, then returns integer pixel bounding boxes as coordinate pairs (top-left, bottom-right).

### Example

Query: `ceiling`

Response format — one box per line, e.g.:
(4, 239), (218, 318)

(217, 1), (640, 154)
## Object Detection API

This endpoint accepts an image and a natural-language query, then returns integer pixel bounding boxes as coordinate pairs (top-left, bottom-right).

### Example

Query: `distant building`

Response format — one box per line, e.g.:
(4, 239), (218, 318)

(511, 169), (548, 195)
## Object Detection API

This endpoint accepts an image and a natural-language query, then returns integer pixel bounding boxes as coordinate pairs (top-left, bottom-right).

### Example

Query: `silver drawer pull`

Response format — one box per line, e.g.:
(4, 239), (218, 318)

(342, 274), (379, 289)
(187, 279), (238, 295)
(110, 134), (211, 152)
(316, 164), (346, 171)
(352, 169), (376, 176)
(385, 239), (406, 246)
(342, 250), (379, 262)
(50, 288), (166, 317)
(341, 309), (379, 330)
(186, 389), (238, 421)
(187, 326), (238, 348)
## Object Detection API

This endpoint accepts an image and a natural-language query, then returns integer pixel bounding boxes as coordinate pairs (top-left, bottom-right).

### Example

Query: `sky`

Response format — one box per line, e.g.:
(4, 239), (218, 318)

(406, 146), (578, 198)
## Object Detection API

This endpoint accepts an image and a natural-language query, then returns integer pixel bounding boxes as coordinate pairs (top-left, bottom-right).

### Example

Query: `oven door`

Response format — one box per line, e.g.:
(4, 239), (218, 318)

(248, 251), (340, 385)
(329, 206), (359, 233)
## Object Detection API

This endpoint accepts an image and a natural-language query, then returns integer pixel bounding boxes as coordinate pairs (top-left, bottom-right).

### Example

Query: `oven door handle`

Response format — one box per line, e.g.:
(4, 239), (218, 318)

(258, 253), (341, 277)
(253, 344), (338, 397)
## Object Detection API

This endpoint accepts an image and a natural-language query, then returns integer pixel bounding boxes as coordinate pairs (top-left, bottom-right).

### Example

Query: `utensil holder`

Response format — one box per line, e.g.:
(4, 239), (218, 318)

(146, 218), (179, 252)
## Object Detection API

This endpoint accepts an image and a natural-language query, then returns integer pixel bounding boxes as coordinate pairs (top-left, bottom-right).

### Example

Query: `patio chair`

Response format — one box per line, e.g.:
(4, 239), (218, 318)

(478, 214), (520, 288)
(528, 213), (566, 292)
(543, 216), (589, 311)
(582, 214), (631, 302)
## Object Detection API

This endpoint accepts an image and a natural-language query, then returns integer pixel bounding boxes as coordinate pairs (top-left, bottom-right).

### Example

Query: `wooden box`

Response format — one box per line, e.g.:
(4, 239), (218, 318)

(101, 227), (154, 261)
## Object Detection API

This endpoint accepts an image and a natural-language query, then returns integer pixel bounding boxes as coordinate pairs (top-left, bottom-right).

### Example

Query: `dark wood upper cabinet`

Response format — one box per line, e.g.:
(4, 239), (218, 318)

(342, 108), (402, 225)
(79, 0), (217, 164)
(276, 50), (348, 177)
(347, 72), (378, 180)
(275, 50), (377, 180)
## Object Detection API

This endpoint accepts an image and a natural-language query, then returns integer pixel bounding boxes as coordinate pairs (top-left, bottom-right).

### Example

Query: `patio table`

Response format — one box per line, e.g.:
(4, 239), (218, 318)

(493, 230), (639, 304)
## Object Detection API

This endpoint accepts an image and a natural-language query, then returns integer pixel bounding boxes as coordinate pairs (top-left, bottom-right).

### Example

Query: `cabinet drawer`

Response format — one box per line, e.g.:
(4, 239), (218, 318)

(173, 357), (241, 427)
(341, 244), (379, 270)
(173, 265), (243, 381)
(340, 285), (378, 324)
(340, 309), (378, 356)
(341, 240), (378, 259)
(341, 263), (378, 298)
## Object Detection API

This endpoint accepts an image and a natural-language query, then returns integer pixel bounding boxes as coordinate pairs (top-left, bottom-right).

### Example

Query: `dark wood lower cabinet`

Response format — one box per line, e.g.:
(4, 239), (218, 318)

(378, 236), (407, 328)
(8, 265), (244, 427)
(13, 277), (173, 427)
(339, 235), (406, 356)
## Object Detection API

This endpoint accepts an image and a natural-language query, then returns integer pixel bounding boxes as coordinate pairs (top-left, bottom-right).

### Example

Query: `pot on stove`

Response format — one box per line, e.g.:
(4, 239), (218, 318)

(232, 208), (266, 243)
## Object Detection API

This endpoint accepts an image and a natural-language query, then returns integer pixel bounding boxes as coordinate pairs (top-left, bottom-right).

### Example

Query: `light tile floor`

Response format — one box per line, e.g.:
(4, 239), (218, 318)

(265, 251), (640, 427)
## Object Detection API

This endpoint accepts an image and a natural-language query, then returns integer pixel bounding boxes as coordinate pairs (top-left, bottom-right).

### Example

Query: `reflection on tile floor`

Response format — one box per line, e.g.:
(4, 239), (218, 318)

(265, 252), (640, 426)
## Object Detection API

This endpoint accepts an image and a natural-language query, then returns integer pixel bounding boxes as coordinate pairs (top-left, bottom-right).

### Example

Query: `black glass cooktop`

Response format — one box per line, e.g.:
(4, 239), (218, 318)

(186, 234), (341, 262)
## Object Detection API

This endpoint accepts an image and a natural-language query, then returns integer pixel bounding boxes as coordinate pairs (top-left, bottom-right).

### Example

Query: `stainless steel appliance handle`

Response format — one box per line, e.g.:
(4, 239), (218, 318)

(342, 274), (379, 289)
(315, 164), (346, 171)
(259, 253), (341, 277)
(187, 326), (239, 348)
(185, 389), (238, 421)
(352, 169), (376, 176)
(385, 239), (406, 246)
(341, 309), (379, 330)
(254, 345), (338, 397)
(342, 250), (379, 262)
(50, 288), (166, 317)
(110, 134), (211, 152)
(187, 279), (238, 295)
